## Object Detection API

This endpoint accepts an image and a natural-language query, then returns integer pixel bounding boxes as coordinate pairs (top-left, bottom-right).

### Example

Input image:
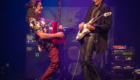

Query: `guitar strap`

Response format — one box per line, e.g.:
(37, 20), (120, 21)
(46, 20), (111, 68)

(94, 4), (104, 26)
(95, 3), (104, 19)
(95, 10), (100, 19)
(90, 5), (100, 19)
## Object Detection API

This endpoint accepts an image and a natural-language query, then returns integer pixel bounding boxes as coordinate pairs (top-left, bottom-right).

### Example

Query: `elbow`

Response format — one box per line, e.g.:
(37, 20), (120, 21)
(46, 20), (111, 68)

(40, 36), (44, 39)
(40, 35), (45, 39)
(39, 34), (44, 39)
(36, 31), (46, 39)
(39, 33), (51, 39)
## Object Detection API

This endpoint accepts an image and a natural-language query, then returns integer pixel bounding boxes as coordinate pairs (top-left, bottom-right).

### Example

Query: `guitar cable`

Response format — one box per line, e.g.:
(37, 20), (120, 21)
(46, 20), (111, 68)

(19, 51), (47, 80)
(71, 47), (81, 80)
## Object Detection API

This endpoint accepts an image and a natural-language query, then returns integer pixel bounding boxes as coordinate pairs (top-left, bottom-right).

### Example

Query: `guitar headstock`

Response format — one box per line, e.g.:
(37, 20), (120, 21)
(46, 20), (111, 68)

(103, 12), (112, 17)
(58, 0), (61, 6)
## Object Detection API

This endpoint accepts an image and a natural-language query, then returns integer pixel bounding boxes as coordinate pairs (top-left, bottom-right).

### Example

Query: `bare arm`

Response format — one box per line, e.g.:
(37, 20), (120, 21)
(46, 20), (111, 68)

(29, 18), (64, 39)
(37, 31), (64, 39)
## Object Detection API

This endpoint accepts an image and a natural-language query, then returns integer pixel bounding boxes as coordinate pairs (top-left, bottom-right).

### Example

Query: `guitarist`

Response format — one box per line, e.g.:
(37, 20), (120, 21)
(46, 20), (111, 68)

(78, 0), (112, 80)
(25, 0), (64, 80)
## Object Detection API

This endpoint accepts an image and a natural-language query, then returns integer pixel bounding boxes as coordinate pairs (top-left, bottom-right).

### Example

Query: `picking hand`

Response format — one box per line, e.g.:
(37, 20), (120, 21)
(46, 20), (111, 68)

(78, 22), (85, 30)
(86, 24), (95, 30)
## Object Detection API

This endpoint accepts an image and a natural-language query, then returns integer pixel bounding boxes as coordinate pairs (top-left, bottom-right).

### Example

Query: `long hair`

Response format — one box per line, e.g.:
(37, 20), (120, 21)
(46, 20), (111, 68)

(25, 0), (42, 22)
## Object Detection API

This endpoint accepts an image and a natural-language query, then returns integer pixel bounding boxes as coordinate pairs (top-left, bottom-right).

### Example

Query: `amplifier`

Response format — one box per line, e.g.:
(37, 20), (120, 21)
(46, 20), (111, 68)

(26, 33), (36, 45)
(106, 49), (135, 65)
(107, 47), (135, 64)
(113, 55), (133, 61)
(111, 64), (134, 73)
(109, 47), (135, 56)
(111, 55), (135, 64)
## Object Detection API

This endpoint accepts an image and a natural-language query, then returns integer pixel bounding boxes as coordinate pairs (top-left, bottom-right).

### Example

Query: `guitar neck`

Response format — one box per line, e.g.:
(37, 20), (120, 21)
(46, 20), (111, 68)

(57, 0), (61, 31)
(57, 4), (61, 27)
(88, 14), (103, 25)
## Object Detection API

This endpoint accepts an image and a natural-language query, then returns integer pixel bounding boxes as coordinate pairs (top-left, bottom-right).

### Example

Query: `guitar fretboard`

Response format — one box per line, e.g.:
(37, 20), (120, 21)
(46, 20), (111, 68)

(57, 0), (61, 31)
(88, 12), (112, 25)
(88, 14), (103, 25)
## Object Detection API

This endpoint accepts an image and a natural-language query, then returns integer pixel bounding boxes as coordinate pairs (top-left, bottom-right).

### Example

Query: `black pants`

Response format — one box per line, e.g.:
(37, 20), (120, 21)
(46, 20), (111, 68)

(80, 33), (101, 80)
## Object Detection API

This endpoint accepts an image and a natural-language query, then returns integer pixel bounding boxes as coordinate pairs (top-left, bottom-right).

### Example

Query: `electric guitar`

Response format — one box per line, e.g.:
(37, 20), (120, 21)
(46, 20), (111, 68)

(76, 12), (112, 40)
(50, 0), (65, 44)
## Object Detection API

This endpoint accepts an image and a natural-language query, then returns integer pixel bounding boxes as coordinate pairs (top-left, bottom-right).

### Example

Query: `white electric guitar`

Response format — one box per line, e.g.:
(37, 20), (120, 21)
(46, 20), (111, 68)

(76, 12), (112, 40)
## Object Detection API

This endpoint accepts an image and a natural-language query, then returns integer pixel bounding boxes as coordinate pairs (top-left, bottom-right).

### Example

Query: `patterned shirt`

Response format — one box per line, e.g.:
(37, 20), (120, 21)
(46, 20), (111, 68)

(29, 18), (53, 52)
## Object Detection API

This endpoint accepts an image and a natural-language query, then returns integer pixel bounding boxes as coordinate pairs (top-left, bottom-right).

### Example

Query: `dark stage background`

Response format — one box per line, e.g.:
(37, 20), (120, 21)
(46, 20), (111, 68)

(0, 0), (140, 80)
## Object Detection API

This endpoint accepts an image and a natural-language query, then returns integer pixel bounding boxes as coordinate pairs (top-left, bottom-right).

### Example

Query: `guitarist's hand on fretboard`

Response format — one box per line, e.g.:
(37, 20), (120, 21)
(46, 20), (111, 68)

(56, 32), (64, 38)
(59, 25), (63, 29)
(59, 25), (64, 31)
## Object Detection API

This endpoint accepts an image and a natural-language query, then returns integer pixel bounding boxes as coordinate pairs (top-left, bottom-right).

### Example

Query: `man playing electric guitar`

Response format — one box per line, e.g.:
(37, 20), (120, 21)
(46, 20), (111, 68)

(78, 0), (112, 80)
(25, 0), (64, 80)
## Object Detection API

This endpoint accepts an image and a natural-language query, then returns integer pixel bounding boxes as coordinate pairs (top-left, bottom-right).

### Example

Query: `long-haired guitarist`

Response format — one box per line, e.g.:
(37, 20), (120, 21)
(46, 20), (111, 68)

(78, 0), (112, 80)
(25, 0), (64, 80)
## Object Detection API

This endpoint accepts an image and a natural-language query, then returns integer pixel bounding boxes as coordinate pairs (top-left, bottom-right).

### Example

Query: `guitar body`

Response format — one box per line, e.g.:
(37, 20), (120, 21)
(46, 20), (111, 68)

(76, 24), (90, 40)
(76, 12), (112, 40)
(50, 21), (65, 44)
(50, 0), (65, 44)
